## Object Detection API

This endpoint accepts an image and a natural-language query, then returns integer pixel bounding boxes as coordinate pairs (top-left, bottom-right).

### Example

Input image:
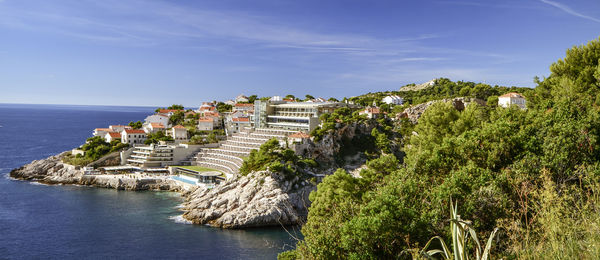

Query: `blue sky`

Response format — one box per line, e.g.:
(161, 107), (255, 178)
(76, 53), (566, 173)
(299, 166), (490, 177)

(0, 0), (598, 107)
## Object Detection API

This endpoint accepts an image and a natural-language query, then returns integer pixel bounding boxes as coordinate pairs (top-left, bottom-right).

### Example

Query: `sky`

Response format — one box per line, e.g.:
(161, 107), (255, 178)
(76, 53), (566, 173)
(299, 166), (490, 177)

(0, 0), (599, 107)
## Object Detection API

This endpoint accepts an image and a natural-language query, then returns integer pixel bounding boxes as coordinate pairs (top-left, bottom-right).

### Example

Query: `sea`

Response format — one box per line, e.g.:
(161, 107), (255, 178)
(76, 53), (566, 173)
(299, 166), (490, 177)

(0, 103), (298, 259)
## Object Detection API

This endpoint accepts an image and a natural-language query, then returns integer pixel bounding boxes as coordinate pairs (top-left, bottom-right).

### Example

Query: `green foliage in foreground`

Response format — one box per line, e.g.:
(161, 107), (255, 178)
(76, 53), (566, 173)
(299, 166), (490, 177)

(416, 200), (498, 260)
(281, 37), (600, 259)
(239, 138), (317, 179)
(63, 136), (128, 166)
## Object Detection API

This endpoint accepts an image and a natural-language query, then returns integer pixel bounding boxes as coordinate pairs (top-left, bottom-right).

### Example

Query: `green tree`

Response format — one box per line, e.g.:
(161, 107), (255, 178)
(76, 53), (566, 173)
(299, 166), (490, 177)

(128, 121), (143, 129)
(248, 95), (258, 103)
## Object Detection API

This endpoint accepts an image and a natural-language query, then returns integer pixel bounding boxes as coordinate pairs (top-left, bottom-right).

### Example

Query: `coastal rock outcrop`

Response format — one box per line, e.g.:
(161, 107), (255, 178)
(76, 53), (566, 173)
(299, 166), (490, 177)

(9, 152), (181, 191)
(10, 152), (83, 184)
(182, 171), (315, 228)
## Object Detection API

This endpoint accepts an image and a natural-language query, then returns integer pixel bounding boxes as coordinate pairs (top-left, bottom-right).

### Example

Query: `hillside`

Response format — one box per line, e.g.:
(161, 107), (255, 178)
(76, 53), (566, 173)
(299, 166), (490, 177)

(281, 37), (600, 259)
(348, 77), (531, 108)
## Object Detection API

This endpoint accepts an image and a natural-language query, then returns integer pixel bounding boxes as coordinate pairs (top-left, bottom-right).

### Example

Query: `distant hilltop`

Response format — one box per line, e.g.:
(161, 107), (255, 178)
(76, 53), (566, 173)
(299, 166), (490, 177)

(399, 79), (436, 92)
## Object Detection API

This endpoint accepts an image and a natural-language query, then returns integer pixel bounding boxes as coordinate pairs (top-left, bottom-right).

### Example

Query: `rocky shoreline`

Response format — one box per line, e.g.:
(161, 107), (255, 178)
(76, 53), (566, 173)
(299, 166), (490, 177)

(9, 152), (182, 191)
(182, 171), (314, 228)
(10, 152), (315, 228)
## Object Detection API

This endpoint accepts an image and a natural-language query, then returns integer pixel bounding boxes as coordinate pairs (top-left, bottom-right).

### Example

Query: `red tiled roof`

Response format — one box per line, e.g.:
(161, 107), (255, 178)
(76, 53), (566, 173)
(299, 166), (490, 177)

(107, 132), (121, 138)
(125, 129), (146, 134)
(203, 111), (220, 117)
(283, 99), (294, 102)
(198, 117), (213, 122)
(235, 103), (254, 107)
(158, 109), (182, 114)
(499, 92), (524, 98)
(232, 117), (250, 122)
(109, 125), (130, 128)
(173, 125), (186, 129)
(361, 107), (381, 114)
(95, 128), (111, 131)
(150, 123), (165, 128)
(288, 132), (310, 138)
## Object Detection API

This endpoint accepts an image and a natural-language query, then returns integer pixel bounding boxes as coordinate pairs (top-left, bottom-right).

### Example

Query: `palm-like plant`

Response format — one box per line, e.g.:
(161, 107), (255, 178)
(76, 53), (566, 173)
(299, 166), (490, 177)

(419, 200), (499, 260)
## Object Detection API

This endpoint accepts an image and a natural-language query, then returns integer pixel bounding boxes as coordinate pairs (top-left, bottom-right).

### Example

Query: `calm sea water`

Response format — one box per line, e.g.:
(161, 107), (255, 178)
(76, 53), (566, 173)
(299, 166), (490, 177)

(0, 103), (297, 259)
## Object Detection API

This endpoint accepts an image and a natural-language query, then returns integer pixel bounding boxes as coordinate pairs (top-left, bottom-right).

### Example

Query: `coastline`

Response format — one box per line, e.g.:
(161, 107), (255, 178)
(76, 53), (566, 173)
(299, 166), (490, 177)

(10, 152), (313, 229)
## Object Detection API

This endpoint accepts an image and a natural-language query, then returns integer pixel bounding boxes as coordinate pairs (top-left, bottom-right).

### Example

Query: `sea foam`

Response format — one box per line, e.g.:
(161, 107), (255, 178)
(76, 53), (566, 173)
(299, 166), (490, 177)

(169, 215), (192, 224)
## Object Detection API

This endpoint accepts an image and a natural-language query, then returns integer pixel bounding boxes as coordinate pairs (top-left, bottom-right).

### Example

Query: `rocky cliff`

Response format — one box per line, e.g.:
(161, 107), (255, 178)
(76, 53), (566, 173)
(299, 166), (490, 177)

(182, 171), (314, 228)
(397, 97), (486, 123)
(9, 152), (181, 191)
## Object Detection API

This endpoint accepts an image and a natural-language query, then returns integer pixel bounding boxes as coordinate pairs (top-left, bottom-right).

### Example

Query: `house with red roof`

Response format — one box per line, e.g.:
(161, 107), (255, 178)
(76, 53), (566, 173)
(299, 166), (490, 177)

(109, 125), (132, 133)
(498, 92), (526, 109)
(169, 125), (188, 143)
(145, 114), (170, 128)
(197, 117), (214, 131)
(93, 128), (112, 137)
(144, 122), (166, 134)
(233, 103), (254, 113)
(104, 132), (122, 143)
(121, 129), (147, 145)
(359, 107), (382, 119)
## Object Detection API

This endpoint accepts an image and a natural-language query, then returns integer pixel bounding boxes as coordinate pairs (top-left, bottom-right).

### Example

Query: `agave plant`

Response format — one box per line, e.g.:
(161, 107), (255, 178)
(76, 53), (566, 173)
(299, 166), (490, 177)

(419, 200), (499, 260)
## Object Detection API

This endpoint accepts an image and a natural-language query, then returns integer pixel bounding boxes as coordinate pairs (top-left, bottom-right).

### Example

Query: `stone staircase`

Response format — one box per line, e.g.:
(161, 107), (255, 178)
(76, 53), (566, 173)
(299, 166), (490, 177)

(194, 127), (299, 176)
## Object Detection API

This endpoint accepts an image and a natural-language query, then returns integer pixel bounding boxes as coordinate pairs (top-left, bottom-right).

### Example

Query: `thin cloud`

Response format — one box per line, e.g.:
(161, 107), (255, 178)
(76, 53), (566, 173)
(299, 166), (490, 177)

(539, 0), (600, 23)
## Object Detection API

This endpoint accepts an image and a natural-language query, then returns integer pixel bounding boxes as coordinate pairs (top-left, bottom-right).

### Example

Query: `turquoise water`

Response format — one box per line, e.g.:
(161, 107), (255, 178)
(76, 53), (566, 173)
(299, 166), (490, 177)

(0, 104), (298, 259)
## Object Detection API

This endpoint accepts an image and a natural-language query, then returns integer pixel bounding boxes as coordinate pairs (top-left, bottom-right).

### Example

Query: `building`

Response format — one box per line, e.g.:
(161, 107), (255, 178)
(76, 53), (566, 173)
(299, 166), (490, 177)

(229, 117), (251, 133)
(287, 131), (311, 144)
(122, 143), (201, 168)
(235, 94), (249, 103)
(121, 129), (147, 145)
(104, 132), (122, 143)
(144, 122), (165, 134)
(109, 125), (132, 132)
(157, 109), (183, 116)
(224, 100), (235, 105)
(359, 107), (381, 119)
(198, 102), (215, 112)
(382, 95), (404, 105)
(253, 100), (359, 132)
(233, 103), (254, 113)
(270, 96), (282, 102)
(170, 125), (188, 142)
(145, 114), (170, 128)
(197, 117), (214, 131)
(93, 128), (111, 137)
(498, 92), (526, 109)
(202, 111), (222, 128)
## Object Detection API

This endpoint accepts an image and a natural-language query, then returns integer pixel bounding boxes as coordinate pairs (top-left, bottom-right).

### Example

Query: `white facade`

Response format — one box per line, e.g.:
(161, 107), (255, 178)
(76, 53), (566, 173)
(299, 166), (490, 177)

(170, 125), (188, 142)
(235, 94), (249, 103)
(109, 125), (131, 132)
(121, 129), (147, 145)
(104, 132), (122, 143)
(145, 114), (170, 128)
(197, 118), (214, 131)
(498, 93), (526, 109)
(143, 123), (165, 134)
(93, 128), (111, 137)
(382, 95), (404, 105)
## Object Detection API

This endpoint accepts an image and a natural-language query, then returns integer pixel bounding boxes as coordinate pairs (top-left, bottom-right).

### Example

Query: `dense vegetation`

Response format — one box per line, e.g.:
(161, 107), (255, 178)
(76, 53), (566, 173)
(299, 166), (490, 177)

(63, 136), (128, 166)
(349, 78), (532, 111)
(239, 138), (317, 180)
(310, 107), (399, 164)
(281, 37), (600, 259)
